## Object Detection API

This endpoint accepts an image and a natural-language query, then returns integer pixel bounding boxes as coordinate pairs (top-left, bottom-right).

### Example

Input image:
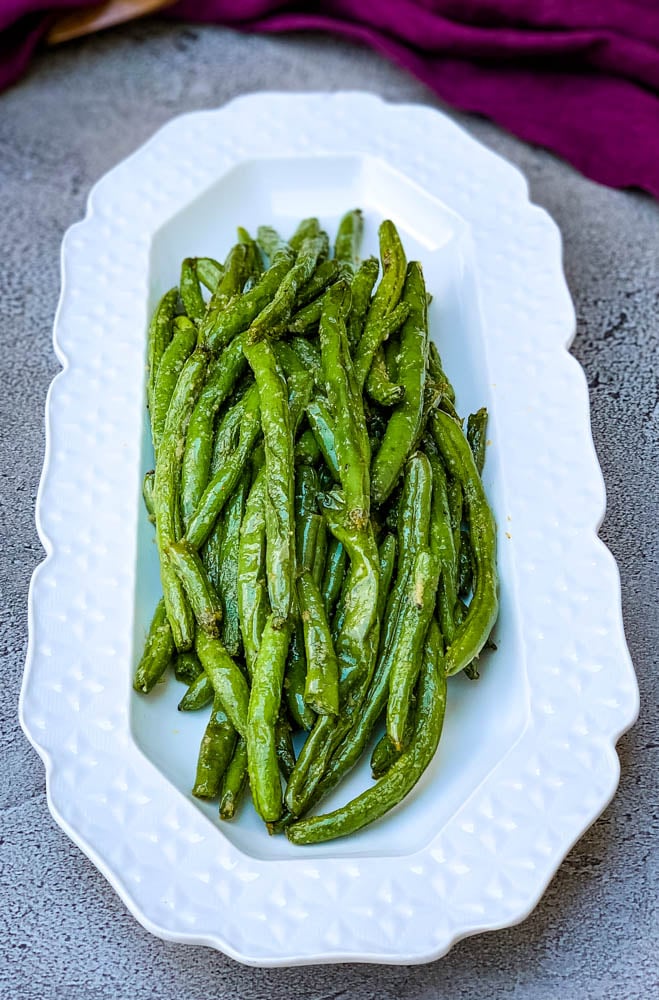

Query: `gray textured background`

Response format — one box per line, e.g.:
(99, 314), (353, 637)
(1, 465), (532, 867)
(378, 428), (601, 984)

(1, 21), (657, 1000)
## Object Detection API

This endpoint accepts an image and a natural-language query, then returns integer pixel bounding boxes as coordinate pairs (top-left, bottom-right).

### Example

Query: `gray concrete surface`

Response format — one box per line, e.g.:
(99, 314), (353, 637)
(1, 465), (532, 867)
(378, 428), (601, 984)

(1, 20), (657, 1000)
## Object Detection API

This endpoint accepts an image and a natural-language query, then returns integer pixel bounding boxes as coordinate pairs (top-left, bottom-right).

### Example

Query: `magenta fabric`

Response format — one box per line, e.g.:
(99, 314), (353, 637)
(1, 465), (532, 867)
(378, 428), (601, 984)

(2, 1), (659, 198)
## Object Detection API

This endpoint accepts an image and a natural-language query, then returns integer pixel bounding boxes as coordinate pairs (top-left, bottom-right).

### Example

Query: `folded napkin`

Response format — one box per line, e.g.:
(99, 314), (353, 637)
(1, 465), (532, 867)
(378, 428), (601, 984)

(2, 0), (659, 198)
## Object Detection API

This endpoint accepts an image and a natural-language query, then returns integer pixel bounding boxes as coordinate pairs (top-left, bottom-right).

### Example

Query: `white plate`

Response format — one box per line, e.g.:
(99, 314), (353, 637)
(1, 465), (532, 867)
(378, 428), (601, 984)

(20, 92), (639, 966)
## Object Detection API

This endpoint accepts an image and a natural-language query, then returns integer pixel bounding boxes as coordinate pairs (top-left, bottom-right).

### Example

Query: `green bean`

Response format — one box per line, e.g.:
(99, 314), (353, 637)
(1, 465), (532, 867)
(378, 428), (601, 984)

(288, 295), (324, 335)
(249, 235), (325, 342)
(284, 622), (316, 731)
(371, 262), (428, 506)
(285, 491), (379, 815)
(301, 467), (427, 810)
(467, 407), (489, 475)
(185, 385), (261, 550)
(370, 721), (411, 778)
(257, 225), (287, 259)
(288, 218), (320, 253)
(334, 208), (363, 269)
(319, 280), (372, 528)
(195, 257), (223, 293)
(204, 242), (296, 351)
(243, 339), (295, 628)
(167, 539), (223, 638)
(133, 599), (175, 693)
(153, 345), (209, 649)
(201, 243), (250, 339)
(296, 259), (341, 307)
(353, 221), (407, 389)
(151, 317), (197, 453)
(386, 548), (440, 749)
(195, 632), (250, 737)
(180, 333), (247, 526)
(347, 257), (379, 350)
(142, 470), (155, 524)
(295, 464), (320, 572)
(428, 340), (457, 405)
(192, 696), (237, 799)
(306, 398), (339, 480)
(287, 619), (446, 844)
(180, 257), (206, 324)
(294, 429), (322, 466)
(247, 616), (292, 822)
(237, 226), (263, 281)
(288, 337), (322, 384)
(178, 670), (214, 712)
(210, 388), (249, 476)
(425, 446), (458, 643)
(298, 569), (339, 716)
(320, 537), (346, 615)
(287, 364), (314, 434)
(458, 527), (475, 597)
(275, 709), (297, 780)
(219, 737), (249, 820)
(237, 469), (268, 677)
(312, 515), (328, 587)
(364, 348), (405, 407)
(430, 409), (498, 674)
(447, 476), (463, 564)
(147, 287), (177, 419)
(174, 650), (203, 686)
(217, 473), (249, 657)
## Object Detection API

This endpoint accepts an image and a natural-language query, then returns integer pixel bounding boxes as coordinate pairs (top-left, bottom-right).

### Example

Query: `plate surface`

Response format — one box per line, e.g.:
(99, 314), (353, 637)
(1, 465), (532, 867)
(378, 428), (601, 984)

(20, 92), (639, 965)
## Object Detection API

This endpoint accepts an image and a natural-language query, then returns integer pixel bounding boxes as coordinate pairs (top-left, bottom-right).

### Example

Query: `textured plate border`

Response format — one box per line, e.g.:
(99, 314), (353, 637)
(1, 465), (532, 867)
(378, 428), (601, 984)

(20, 92), (639, 966)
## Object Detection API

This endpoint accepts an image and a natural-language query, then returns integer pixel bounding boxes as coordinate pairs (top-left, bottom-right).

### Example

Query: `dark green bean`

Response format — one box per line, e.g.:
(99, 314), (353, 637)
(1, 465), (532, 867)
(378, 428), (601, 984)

(298, 569), (339, 716)
(275, 709), (297, 780)
(347, 257), (379, 350)
(247, 616), (292, 822)
(364, 348), (405, 407)
(306, 398), (339, 480)
(217, 473), (249, 657)
(353, 221), (406, 389)
(425, 445), (458, 643)
(180, 257), (206, 324)
(296, 259), (341, 307)
(312, 515), (328, 587)
(386, 547), (439, 749)
(180, 333), (247, 526)
(167, 539), (223, 638)
(204, 242), (295, 352)
(319, 280), (371, 528)
(192, 696), (237, 799)
(151, 317), (197, 453)
(237, 469), (268, 678)
(195, 257), (223, 293)
(174, 650), (203, 686)
(219, 737), (249, 820)
(284, 622), (316, 731)
(430, 409), (498, 674)
(178, 670), (214, 712)
(147, 287), (177, 419)
(457, 527), (475, 597)
(249, 235), (325, 342)
(195, 632), (250, 737)
(287, 619), (446, 844)
(185, 385), (261, 550)
(153, 345), (209, 649)
(320, 537), (346, 616)
(334, 208), (363, 269)
(371, 262), (428, 506)
(244, 339), (296, 628)
(294, 429), (321, 467)
(133, 599), (175, 693)
(467, 407), (489, 475)
(288, 218), (320, 253)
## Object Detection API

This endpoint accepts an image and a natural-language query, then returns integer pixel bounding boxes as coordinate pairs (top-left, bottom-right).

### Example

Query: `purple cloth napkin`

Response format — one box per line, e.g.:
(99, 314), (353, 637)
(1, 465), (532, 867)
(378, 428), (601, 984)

(2, 1), (659, 198)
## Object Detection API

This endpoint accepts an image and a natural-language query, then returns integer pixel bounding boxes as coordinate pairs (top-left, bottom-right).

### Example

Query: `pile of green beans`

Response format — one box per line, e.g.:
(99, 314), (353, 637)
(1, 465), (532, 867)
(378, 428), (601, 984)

(134, 213), (499, 844)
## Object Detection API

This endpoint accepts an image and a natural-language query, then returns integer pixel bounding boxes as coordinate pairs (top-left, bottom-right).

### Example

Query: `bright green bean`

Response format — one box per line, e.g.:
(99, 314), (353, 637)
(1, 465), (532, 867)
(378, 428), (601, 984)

(133, 599), (175, 693)
(192, 696), (237, 799)
(195, 632), (250, 737)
